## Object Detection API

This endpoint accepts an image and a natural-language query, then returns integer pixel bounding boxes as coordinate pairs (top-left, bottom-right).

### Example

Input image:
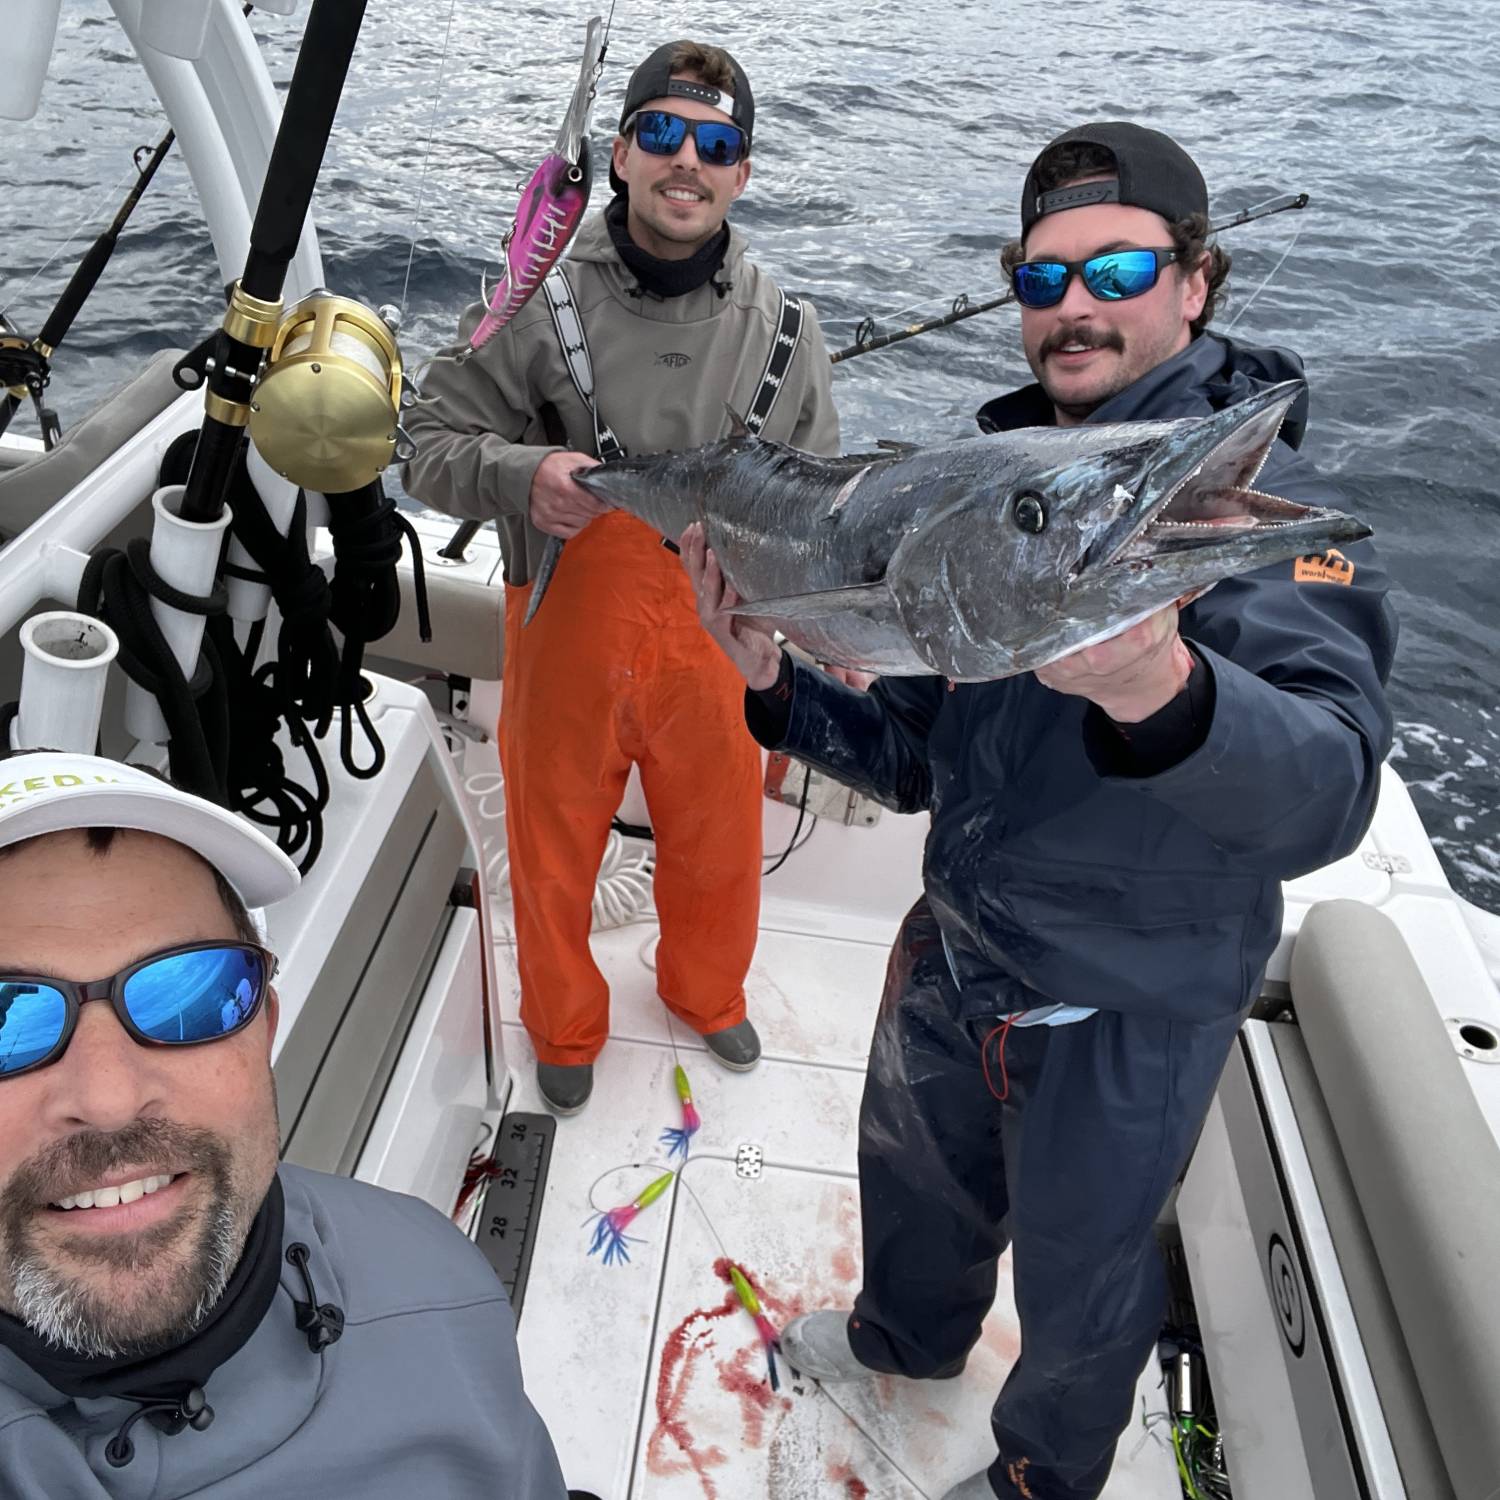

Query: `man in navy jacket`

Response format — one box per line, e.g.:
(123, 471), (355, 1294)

(681, 122), (1397, 1500)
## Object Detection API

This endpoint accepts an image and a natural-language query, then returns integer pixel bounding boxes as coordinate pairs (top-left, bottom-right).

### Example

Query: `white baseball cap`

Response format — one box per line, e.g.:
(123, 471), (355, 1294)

(0, 751), (299, 908)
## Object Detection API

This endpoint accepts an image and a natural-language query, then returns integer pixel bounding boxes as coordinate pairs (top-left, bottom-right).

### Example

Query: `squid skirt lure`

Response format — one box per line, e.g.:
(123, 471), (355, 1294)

(659, 1064), (702, 1160)
(586, 1169), (676, 1266)
(729, 1264), (782, 1392)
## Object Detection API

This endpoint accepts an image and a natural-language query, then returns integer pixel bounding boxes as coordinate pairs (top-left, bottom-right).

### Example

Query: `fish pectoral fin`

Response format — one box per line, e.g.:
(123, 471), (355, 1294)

(722, 581), (892, 619)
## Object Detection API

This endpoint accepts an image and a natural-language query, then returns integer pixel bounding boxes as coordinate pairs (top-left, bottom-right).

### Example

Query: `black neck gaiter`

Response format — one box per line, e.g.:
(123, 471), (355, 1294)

(0, 1174), (285, 1403)
(606, 194), (731, 299)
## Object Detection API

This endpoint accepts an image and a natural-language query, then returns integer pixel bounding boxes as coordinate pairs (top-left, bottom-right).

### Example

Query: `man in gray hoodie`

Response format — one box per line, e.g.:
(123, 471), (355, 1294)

(0, 752), (570, 1497)
(404, 40), (839, 1117)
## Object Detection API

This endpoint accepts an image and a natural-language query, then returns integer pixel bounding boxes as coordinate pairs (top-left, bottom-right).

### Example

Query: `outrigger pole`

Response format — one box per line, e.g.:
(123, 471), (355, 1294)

(178, 0), (370, 525)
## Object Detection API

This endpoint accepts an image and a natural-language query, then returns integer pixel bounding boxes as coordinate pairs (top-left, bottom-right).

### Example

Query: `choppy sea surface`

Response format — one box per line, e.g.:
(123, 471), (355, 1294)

(3, 0), (1497, 908)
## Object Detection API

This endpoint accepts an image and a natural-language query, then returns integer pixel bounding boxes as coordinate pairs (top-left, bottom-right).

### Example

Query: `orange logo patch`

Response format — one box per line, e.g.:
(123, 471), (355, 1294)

(1294, 547), (1355, 586)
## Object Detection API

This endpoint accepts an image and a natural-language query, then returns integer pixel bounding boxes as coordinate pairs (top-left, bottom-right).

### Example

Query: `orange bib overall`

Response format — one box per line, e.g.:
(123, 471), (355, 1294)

(499, 510), (763, 1064)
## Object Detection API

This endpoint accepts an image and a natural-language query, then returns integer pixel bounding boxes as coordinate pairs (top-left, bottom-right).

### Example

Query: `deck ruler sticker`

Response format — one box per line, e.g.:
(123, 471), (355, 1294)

(476, 1110), (556, 1320)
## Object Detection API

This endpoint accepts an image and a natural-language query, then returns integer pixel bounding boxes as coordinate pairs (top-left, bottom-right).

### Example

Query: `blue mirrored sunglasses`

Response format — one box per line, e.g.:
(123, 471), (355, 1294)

(1012, 247), (1179, 309)
(0, 942), (273, 1080)
(625, 108), (748, 168)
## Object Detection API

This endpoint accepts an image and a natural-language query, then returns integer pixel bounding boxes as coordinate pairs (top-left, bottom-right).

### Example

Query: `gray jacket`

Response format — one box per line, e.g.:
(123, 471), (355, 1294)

(402, 210), (840, 584)
(0, 1165), (566, 1498)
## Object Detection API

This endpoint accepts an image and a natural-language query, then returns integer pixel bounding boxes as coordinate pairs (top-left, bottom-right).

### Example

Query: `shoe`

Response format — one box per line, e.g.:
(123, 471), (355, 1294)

(778, 1310), (877, 1381)
(939, 1471), (998, 1500)
(536, 1061), (593, 1115)
(702, 1017), (761, 1072)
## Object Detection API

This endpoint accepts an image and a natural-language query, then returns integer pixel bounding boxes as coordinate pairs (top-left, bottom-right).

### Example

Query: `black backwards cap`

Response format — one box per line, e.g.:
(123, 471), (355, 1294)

(1020, 122), (1208, 238)
(609, 41), (755, 196)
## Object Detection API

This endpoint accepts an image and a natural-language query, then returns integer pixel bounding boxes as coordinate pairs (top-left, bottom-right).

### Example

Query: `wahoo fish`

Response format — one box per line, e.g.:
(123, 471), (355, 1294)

(469, 16), (606, 350)
(569, 381), (1372, 680)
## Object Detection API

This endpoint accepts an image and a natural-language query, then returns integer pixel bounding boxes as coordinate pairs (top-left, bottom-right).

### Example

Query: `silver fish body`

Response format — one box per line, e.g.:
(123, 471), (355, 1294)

(573, 380), (1372, 680)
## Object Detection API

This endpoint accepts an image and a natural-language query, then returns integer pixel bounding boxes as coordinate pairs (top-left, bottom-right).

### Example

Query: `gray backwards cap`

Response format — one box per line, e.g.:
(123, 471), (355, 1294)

(1021, 121), (1208, 238)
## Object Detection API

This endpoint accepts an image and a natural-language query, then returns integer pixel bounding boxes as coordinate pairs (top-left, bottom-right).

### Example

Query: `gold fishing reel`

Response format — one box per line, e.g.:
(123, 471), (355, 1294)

(247, 293), (413, 493)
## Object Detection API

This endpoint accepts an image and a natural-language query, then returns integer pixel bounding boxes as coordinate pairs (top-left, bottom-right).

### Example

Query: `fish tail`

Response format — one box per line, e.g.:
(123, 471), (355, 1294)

(523, 536), (566, 625)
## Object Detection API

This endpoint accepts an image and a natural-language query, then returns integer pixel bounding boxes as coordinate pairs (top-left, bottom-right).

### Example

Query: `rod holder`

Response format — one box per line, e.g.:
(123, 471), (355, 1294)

(124, 484), (232, 745)
(13, 612), (120, 754)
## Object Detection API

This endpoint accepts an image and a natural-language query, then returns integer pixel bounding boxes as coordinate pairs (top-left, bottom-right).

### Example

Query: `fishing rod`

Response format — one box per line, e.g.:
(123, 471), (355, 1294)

(64, 0), (401, 820)
(0, 129), (176, 445)
(177, 0), (377, 524)
(829, 191), (1310, 364)
(0, 2), (271, 447)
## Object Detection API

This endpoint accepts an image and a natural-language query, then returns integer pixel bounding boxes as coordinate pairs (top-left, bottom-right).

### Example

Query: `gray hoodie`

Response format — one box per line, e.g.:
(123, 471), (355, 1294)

(0, 1165), (567, 1498)
(403, 209), (840, 584)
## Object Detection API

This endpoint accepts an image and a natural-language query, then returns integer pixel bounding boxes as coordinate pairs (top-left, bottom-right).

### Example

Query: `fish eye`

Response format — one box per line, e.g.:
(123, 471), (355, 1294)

(1013, 492), (1047, 534)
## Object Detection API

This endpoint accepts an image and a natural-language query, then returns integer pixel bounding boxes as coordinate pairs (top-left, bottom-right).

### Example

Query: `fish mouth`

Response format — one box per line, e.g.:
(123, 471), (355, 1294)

(1081, 381), (1366, 574)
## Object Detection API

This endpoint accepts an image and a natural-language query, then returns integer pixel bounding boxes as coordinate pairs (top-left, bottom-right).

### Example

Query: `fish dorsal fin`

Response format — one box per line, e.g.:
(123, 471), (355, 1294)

(723, 403), (754, 439)
(722, 580), (892, 621)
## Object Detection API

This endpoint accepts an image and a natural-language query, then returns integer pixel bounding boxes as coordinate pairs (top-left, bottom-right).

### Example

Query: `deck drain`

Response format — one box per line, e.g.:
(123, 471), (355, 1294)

(735, 1143), (764, 1179)
(1446, 1016), (1500, 1064)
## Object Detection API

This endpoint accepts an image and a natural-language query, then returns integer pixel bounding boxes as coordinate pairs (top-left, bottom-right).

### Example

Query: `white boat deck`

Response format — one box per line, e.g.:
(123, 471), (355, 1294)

(491, 907), (1183, 1499)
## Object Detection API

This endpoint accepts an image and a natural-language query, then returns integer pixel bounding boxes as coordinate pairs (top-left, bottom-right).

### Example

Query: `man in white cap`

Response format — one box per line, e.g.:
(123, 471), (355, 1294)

(0, 752), (572, 1496)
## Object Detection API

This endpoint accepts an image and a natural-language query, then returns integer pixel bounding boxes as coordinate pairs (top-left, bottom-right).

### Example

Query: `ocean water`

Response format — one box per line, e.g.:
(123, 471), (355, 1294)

(2, 0), (1497, 906)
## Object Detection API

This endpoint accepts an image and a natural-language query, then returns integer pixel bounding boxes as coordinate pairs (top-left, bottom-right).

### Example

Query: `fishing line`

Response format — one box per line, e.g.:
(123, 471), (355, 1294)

(667, 1165), (736, 1264)
(397, 0), (462, 326)
(0, 155), (141, 319)
(806, 1376), (937, 1500)
(585, 1158), (679, 1217)
(1222, 220), (1304, 334)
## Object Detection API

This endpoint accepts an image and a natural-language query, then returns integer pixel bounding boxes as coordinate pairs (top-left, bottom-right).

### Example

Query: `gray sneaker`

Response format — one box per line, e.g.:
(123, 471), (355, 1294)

(779, 1310), (877, 1381)
(702, 1018), (761, 1072)
(939, 1471), (999, 1500)
(536, 1062), (593, 1115)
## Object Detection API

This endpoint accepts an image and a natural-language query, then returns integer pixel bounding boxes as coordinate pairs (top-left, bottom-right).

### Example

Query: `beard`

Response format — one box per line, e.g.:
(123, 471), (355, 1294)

(0, 1118), (253, 1360)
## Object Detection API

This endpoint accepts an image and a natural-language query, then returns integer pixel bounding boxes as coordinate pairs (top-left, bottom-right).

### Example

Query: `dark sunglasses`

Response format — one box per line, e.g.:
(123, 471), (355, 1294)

(0, 942), (274, 1081)
(624, 108), (748, 168)
(1012, 247), (1179, 309)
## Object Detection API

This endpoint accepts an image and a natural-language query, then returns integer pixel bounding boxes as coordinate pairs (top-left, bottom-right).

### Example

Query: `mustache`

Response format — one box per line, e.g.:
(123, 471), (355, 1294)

(1041, 323), (1124, 359)
(2, 1118), (228, 1211)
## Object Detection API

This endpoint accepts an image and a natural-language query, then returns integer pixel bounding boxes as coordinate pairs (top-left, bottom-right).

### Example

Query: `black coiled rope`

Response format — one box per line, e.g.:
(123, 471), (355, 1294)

(4, 431), (434, 875)
(209, 453), (431, 868)
(323, 479), (432, 780)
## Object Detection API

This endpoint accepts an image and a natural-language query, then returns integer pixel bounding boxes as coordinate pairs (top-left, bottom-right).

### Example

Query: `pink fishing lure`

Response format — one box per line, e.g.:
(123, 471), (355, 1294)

(467, 15), (604, 351)
(660, 1063), (702, 1160)
(469, 154), (591, 349)
(729, 1263), (782, 1392)
(587, 1169), (675, 1266)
